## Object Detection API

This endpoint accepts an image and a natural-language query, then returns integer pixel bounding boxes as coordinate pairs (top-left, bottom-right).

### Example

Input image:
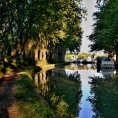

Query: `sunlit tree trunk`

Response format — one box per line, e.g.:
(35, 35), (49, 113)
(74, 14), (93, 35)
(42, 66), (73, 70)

(34, 48), (38, 61)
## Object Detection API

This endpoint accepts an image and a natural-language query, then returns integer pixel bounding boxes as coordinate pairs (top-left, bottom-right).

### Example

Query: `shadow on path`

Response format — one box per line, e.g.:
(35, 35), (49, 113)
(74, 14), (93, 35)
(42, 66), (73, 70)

(0, 73), (19, 118)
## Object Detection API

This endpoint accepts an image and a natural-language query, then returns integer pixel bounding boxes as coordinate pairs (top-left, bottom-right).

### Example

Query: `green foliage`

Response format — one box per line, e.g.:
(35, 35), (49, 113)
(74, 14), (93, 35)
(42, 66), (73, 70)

(65, 53), (93, 61)
(65, 54), (74, 60)
(78, 53), (91, 59)
(89, 0), (118, 54)
(1, 0), (86, 63)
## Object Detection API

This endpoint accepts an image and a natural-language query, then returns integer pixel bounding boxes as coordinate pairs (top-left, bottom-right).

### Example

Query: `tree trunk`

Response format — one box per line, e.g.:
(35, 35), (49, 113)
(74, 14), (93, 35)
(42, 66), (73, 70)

(53, 46), (66, 63)
(34, 48), (38, 61)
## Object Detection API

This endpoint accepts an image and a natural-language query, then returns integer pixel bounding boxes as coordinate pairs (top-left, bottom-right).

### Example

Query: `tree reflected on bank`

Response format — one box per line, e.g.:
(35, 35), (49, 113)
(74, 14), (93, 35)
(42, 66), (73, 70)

(33, 68), (82, 118)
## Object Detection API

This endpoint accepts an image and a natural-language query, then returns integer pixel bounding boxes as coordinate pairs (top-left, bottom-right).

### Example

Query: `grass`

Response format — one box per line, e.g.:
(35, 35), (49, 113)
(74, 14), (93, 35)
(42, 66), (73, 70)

(15, 70), (56, 118)
(36, 60), (69, 70)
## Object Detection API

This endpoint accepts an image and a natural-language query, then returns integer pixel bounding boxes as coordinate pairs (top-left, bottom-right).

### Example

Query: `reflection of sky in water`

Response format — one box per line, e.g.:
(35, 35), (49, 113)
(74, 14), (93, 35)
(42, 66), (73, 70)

(65, 69), (104, 118)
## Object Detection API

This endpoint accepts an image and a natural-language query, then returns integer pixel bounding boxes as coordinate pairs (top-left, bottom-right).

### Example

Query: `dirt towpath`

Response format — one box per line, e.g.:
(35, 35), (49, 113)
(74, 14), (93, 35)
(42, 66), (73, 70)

(0, 70), (23, 118)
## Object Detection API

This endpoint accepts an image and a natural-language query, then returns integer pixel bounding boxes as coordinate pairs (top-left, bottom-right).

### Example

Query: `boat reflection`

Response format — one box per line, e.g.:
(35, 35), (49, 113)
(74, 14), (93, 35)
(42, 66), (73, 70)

(101, 68), (115, 77)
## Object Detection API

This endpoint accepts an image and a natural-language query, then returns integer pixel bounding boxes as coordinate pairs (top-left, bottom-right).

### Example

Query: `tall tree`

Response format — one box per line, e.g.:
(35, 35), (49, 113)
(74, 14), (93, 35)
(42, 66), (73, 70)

(88, 0), (118, 61)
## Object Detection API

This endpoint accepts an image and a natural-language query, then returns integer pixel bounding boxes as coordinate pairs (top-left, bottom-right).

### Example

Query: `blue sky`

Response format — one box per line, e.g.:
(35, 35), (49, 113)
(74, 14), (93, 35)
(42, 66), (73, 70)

(80, 0), (97, 53)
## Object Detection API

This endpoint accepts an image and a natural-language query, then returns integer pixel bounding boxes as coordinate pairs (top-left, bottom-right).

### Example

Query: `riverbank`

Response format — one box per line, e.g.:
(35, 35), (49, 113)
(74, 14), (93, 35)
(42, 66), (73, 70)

(0, 62), (70, 118)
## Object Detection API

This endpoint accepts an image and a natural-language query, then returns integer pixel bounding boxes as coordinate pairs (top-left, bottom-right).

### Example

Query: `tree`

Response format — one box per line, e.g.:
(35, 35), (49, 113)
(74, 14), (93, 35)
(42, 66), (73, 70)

(88, 0), (118, 62)
(0, 0), (87, 67)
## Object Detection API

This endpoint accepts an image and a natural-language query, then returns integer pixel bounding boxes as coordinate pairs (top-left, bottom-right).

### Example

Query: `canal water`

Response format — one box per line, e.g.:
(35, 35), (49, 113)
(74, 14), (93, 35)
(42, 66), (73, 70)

(33, 63), (118, 118)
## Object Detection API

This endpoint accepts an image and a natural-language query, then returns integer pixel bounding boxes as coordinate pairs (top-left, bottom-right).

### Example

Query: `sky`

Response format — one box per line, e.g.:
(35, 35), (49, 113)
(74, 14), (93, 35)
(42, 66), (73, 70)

(80, 0), (97, 53)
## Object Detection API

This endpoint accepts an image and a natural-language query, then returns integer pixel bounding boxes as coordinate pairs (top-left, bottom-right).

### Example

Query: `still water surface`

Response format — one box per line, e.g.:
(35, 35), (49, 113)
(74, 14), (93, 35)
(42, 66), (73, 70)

(33, 63), (118, 118)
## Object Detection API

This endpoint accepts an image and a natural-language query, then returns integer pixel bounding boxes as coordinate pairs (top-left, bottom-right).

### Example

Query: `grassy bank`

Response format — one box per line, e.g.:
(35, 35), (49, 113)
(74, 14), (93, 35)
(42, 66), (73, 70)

(0, 61), (70, 117)
(15, 69), (56, 118)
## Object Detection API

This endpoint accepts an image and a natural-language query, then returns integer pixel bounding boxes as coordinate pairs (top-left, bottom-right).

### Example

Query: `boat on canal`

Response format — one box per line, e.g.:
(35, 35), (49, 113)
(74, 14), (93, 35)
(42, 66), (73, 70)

(100, 58), (115, 69)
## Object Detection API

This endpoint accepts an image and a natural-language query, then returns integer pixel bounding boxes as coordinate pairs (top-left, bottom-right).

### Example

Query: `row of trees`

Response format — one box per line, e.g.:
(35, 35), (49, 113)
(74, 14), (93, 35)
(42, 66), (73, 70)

(0, 0), (86, 68)
(88, 0), (118, 62)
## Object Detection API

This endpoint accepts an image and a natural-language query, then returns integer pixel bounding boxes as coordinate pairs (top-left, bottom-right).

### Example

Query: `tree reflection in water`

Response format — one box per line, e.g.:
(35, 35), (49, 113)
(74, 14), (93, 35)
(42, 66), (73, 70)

(33, 68), (82, 118)
(88, 74), (118, 118)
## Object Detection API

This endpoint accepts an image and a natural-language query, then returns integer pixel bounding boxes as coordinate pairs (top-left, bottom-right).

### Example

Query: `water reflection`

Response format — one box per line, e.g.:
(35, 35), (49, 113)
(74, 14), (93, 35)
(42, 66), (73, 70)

(66, 63), (96, 70)
(101, 68), (115, 78)
(33, 68), (82, 118)
(33, 64), (118, 118)
(88, 74), (118, 118)
(65, 69), (98, 118)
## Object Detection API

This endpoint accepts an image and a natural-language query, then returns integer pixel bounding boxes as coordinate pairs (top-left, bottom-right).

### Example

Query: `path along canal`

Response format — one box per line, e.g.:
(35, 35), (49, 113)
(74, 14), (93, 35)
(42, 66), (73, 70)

(33, 63), (118, 118)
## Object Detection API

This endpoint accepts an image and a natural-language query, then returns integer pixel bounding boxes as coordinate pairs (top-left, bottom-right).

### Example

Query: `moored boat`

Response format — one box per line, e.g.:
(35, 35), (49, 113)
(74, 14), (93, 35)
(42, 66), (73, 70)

(100, 58), (115, 69)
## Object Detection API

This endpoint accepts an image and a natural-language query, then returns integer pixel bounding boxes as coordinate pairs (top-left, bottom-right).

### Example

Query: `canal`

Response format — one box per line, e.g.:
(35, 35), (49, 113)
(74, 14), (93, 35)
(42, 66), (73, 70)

(33, 63), (118, 118)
